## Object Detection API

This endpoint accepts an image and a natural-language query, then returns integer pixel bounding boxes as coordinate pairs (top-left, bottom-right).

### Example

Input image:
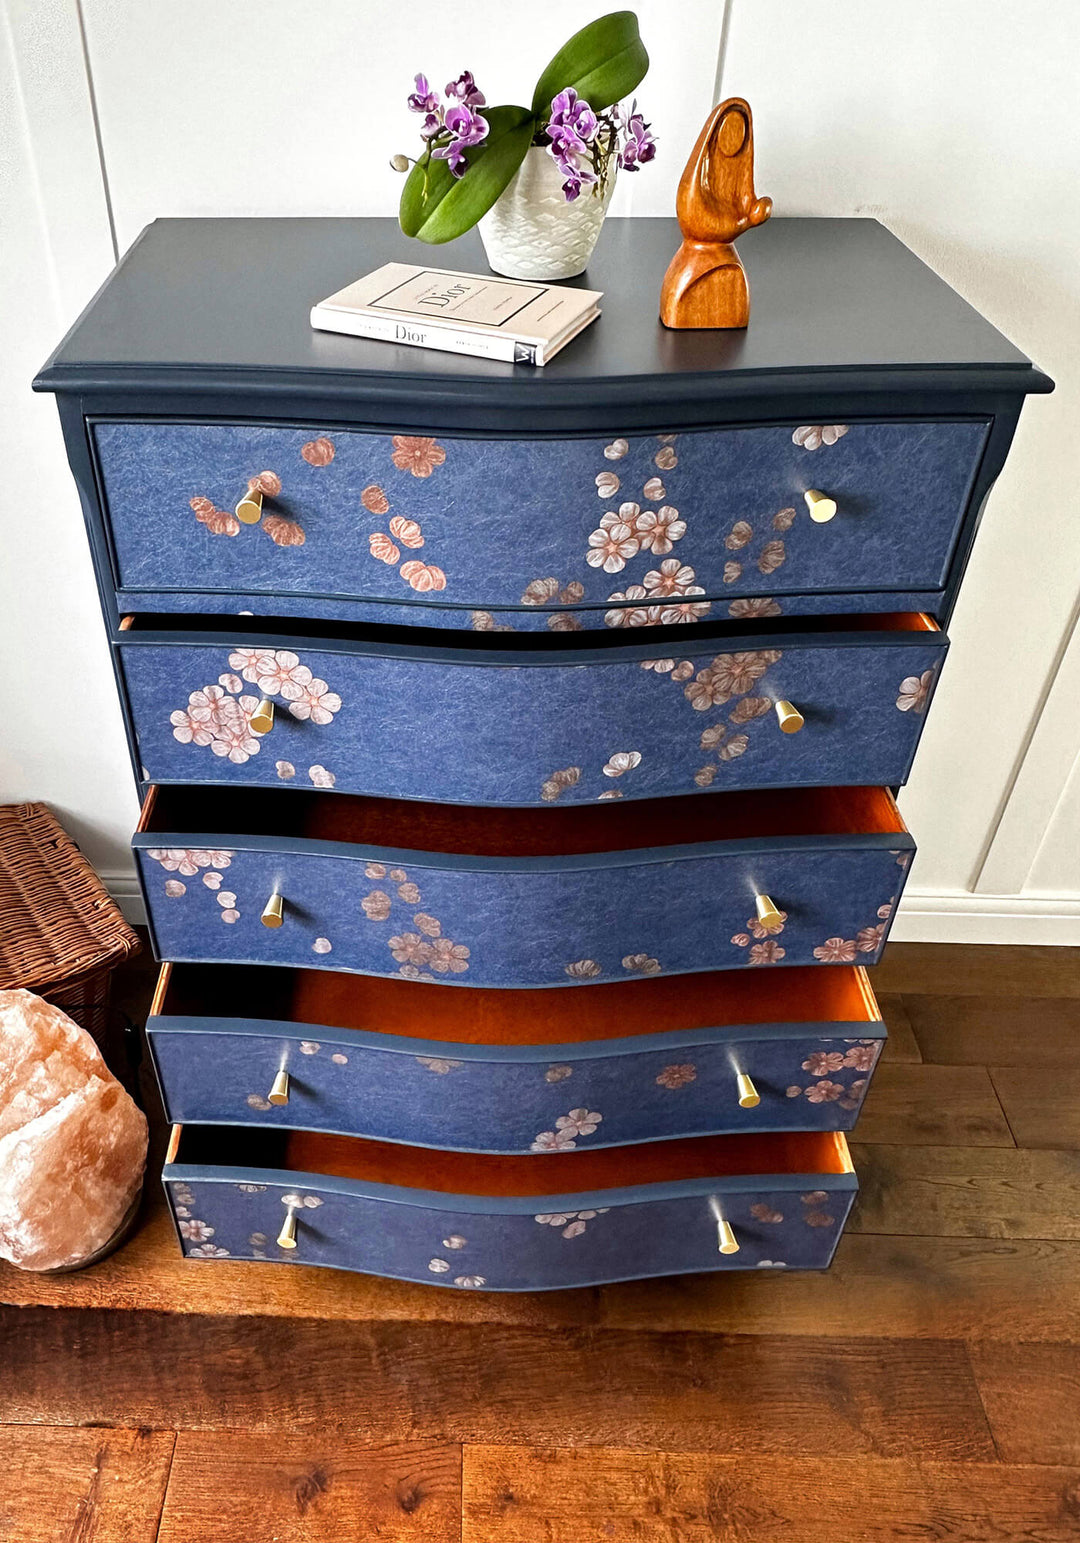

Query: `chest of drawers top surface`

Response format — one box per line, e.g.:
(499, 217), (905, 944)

(36, 216), (1048, 422)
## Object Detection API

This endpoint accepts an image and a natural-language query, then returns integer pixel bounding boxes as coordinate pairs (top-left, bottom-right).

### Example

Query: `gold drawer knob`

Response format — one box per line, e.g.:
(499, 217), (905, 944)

(250, 698), (275, 735)
(736, 1072), (760, 1109)
(261, 891), (285, 929)
(804, 489), (837, 523)
(235, 487), (264, 525)
(774, 699), (805, 734)
(754, 893), (784, 931)
(268, 1069), (289, 1106)
(276, 1205), (298, 1250)
(716, 1215), (740, 1255)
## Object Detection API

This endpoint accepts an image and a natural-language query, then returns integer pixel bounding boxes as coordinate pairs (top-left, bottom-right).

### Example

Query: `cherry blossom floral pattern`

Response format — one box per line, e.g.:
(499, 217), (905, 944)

(748, 940), (785, 966)
(178, 1217), (216, 1242)
(190, 470), (307, 548)
(172, 1191), (231, 1257)
(640, 648), (784, 790)
(146, 848), (233, 876)
(897, 670), (935, 713)
(622, 953), (661, 976)
(519, 577), (585, 632)
(784, 1036), (881, 1111)
(582, 435), (711, 628)
(656, 1064), (696, 1089)
(168, 652), (341, 772)
(801, 1190), (836, 1228)
(750, 1203), (784, 1224)
(731, 908), (788, 964)
(531, 1107), (602, 1152)
(535, 1208), (610, 1239)
(363, 446), (448, 590)
(813, 900), (894, 966)
(301, 436), (335, 467)
(565, 959), (602, 979)
(586, 510), (640, 574)
(391, 436), (446, 478)
(541, 766), (582, 803)
(359, 862), (471, 980)
(542, 752), (645, 803)
(792, 425), (848, 451)
(146, 848), (237, 916)
(228, 649), (342, 720)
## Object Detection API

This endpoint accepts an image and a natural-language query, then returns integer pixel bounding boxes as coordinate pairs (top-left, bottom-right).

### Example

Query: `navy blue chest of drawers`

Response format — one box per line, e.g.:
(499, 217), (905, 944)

(37, 216), (1050, 1290)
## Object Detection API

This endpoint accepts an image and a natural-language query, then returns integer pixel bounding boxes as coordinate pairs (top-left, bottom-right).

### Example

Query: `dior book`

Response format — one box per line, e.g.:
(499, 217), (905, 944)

(310, 262), (602, 365)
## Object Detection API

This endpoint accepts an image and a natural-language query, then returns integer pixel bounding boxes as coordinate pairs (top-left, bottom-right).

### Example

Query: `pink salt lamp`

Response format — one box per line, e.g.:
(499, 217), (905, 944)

(0, 989), (148, 1271)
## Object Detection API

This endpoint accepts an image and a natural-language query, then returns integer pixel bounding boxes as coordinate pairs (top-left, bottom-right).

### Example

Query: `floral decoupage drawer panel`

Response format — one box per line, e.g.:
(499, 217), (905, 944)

(134, 836), (913, 989)
(163, 1147), (858, 1287)
(93, 419), (988, 625)
(117, 628), (947, 803)
(150, 1018), (885, 1150)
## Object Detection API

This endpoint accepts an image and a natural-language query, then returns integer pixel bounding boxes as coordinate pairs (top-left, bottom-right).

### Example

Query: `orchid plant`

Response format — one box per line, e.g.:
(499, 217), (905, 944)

(395, 11), (655, 243)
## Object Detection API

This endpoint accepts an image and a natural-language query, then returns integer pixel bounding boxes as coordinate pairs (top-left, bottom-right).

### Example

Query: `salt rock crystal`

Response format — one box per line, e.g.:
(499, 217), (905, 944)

(0, 990), (147, 1271)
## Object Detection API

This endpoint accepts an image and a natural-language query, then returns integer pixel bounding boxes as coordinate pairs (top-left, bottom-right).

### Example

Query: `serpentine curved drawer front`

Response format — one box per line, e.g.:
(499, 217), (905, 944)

(135, 784), (914, 987)
(149, 963), (886, 1151)
(93, 418), (988, 628)
(164, 1125), (857, 1286)
(116, 617), (946, 803)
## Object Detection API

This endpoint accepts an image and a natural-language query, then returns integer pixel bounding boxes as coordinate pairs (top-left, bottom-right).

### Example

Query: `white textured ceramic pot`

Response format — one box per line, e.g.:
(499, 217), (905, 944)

(479, 146), (615, 281)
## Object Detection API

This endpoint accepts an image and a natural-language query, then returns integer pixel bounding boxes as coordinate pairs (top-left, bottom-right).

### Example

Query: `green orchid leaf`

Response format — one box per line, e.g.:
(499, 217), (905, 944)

(399, 104), (534, 244)
(531, 10), (648, 116)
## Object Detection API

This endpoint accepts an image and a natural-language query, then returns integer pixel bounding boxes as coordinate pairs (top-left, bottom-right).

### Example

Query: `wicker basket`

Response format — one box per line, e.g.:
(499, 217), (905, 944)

(0, 802), (141, 1040)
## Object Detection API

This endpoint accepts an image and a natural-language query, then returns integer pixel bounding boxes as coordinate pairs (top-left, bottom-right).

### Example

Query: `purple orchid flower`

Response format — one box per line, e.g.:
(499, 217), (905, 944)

(618, 102), (657, 171)
(445, 70), (486, 108)
(419, 111), (442, 142)
(547, 87), (599, 151)
(431, 101), (489, 177)
(551, 143), (597, 202)
(407, 73), (440, 115)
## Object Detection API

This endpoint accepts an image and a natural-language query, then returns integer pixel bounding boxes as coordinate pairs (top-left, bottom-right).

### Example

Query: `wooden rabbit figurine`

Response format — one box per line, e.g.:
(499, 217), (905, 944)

(660, 97), (771, 329)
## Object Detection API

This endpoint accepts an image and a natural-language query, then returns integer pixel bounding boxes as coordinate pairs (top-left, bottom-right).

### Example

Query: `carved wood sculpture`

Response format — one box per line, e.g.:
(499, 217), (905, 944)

(660, 97), (772, 330)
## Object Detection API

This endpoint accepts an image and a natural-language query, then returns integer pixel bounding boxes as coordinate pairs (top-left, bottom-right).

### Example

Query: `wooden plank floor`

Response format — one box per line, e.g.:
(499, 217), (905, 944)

(2, 940), (1080, 1541)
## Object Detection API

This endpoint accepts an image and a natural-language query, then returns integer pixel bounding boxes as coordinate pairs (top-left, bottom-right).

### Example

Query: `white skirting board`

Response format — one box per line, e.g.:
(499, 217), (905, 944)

(103, 872), (1080, 947)
(890, 889), (1080, 945)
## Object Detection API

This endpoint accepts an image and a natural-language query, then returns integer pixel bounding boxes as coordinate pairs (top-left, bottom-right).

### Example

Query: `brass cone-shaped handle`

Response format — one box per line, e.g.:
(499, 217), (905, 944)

(235, 487), (264, 524)
(754, 893), (784, 931)
(716, 1216), (740, 1255)
(276, 1207), (298, 1250)
(268, 1069), (289, 1106)
(250, 698), (274, 735)
(804, 489), (837, 523)
(736, 1072), (760, 1109)
(774, 700), (805, 735)
(261, 892), (284, 929)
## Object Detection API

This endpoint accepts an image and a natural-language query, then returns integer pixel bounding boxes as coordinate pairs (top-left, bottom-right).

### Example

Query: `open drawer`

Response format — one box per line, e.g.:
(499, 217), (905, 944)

(148, 962), (885, 1151)
(163, 1123), (857, 1287)
(135, 784), (914, 987)
(116, 613), (947, 805)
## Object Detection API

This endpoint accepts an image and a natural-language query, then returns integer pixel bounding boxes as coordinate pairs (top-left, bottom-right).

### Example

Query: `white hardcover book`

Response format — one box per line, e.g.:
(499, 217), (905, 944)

(311, 261), (602, 366)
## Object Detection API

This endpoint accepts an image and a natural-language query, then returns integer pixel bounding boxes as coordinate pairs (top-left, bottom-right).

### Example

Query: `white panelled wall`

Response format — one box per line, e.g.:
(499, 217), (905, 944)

(1, 0), (1077, 937)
